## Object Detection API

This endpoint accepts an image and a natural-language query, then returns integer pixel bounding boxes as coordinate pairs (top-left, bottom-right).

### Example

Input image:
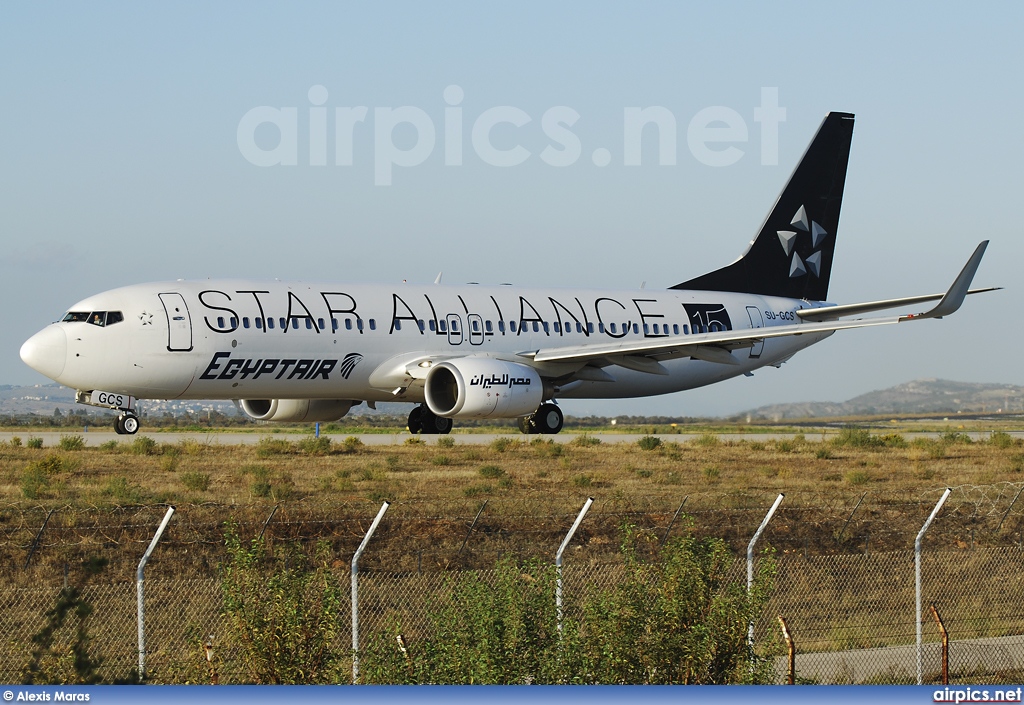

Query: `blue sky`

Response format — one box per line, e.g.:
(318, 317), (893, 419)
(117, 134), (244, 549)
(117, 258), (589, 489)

(2, 2), (1020, 417)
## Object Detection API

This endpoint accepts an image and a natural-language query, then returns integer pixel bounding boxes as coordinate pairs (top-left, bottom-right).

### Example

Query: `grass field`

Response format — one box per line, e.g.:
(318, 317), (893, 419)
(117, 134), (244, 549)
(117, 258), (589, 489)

(1, 425), (1023, 584)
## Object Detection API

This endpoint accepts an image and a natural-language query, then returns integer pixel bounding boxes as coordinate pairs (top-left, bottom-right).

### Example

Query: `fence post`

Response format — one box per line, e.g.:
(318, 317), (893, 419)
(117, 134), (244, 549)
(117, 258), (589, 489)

(137, 505), (175, 682)
(778, 616), (795, 684)
(556, 497), (593, 637)
(917, 487), (951, 685)
(929, 604), (949, 685)
(748, 493), (784, 648)
(24, 507), (56, 570)
(351, 501), (389, 684)
(660, 496), (688, 545)
(458, 500), (488, 556)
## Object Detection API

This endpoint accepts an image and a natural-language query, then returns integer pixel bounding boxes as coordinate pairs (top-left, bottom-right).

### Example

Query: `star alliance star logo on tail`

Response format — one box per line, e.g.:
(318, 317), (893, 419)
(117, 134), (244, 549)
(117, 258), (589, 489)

(777, 205), (828, 278)
(340, 353), (363, 379)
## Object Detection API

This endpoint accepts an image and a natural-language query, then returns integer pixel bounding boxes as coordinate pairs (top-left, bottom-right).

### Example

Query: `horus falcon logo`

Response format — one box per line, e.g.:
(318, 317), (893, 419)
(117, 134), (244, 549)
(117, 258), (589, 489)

(340, 353), (363, 380)
(777, 205), (828, 278)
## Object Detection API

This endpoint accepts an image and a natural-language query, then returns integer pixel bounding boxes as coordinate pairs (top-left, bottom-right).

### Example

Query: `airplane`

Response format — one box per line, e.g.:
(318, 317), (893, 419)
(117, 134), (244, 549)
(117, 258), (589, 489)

(20, 112), (997, 436)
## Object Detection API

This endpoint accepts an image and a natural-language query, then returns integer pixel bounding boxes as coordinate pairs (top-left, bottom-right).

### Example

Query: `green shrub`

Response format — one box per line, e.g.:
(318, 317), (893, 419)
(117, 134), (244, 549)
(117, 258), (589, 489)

(437, 436), (456, 449)
(255, 437), (293, 457)
(431, 454), (453, 467)
(572, 474), (593, 488)
(939, 431), (973, 445)
(990, 431), (1017, 448)
(571, 434), (601, 447)
(58, 435), (85, 451)
(845, 470), (871, 486)
(27, 437), (43, 449)
(638, 435), (662, 451)
(297, 435), (332, 456)
(181, 472), (211, 492)
(102, 476), (146, 504)
(341, 436), (364, 453)
(99, 440), (120, 451)
(20, 466), (49, 499)
(694, 433), (720, 447)
(359, 526), (775, 684)
(479, 465), (504, 479)
(702, 466), (721, 482)
(490, 437), (516, 453)
(9, 436), (22, 447)
(221, 532), (346, 684)
(130, 436), (158, 456)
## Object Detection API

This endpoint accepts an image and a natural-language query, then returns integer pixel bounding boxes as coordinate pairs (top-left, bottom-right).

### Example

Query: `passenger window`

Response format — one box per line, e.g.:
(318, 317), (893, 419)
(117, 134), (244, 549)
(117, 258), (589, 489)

(599, 323), (605, 333)
(256, 318), (263, 330)
(429, 319), (436, 332)
(317, 318), (325, 330)
(106, 311), (124, 326)
(369, 319), (375, 330)
(673, 324), (679, 335)
(498, 320), (505, 333)
(418, 319), (425, 332)
(230, 317), (238, 328)
(331, 318), (338, 332)
(542, 322), (549, 333)
(644, 324), (649, 334)
(683, 324), (689, 335)
(243, 317), (250, 329)
(217, 317), (225, 328)
(279, 318), (286, 329)
(471, 320), (479, 333)
(268, 318), (275, 329)
(633, 324), (639, 334)
(610, 323), (617, 334)
(509, 321), (516, 332)
(358, 319), (365, 331)
(532, 321), (539, 333)
(395, 320), (402, 331)
(439, 320), (447, 333)
(588, 323), (595, 334)
(345, 319), (353, 331)
(292, 319), (299, 329)
(451, 320), (459, 332)
(554, 322), (561, 333)
(485, 320), (493, 333)
(305, 319), (312, 329)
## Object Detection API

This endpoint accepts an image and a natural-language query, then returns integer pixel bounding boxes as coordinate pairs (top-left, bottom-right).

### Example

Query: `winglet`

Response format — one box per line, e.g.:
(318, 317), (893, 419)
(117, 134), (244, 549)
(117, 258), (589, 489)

(903, 241), (989, 321)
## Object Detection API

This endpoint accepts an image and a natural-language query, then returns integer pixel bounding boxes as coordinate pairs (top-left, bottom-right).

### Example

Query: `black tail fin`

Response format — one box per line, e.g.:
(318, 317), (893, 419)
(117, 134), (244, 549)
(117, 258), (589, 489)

(672, 112), (854, 301)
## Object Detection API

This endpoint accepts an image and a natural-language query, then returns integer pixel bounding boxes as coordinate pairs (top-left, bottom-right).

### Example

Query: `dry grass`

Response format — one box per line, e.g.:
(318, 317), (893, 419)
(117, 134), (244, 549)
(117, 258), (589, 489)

(1, 431), (1023, 583)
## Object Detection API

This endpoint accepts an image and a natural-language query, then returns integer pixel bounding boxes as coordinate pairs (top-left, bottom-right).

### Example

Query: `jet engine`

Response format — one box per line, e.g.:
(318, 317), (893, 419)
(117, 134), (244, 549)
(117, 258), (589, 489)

(239, 399), (356, 423)
(424, 359), (544, 419)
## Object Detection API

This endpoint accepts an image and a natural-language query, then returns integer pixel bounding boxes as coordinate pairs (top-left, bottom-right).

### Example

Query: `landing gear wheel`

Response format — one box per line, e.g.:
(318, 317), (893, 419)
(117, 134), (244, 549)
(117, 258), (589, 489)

(420, 408), (453, 435)
(118, 412), (140, 435)
(115, 415), (126, 435)
(533, 403), (563, 435)
(408, 406), (423, 434)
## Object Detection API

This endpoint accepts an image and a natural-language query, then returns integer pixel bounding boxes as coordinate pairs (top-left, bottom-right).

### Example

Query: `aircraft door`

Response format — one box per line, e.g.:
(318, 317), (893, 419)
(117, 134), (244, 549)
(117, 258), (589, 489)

(446, 314), (463, 345)
(159, 293), (193, 352)
(746, 306), (764, 358)
(467, 314), (484, 346)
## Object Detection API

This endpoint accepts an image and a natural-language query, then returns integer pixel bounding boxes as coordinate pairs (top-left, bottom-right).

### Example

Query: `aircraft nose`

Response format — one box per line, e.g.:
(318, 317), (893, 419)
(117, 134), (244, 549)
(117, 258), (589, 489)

(20, 326), (68, 380)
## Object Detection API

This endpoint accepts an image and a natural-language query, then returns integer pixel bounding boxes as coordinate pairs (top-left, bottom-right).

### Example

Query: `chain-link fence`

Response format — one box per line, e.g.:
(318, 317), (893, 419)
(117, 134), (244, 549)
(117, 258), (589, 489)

(2, 488), (1024, 685)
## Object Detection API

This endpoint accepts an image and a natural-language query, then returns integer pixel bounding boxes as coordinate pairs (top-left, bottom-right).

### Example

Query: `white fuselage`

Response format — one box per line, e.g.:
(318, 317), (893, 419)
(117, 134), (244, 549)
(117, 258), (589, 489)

(23, 279), (831, 406)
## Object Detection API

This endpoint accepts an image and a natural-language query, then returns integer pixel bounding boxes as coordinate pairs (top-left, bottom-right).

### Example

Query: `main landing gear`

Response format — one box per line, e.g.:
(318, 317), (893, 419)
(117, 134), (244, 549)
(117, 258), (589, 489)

(518, 402), (564, 435)
(115, 411), (140, 435)
(407, 404), (453, 435)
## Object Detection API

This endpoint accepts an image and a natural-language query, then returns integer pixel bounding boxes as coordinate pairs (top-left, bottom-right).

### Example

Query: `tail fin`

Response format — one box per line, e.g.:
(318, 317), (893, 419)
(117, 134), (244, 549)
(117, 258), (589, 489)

(672, 111), (855, 301)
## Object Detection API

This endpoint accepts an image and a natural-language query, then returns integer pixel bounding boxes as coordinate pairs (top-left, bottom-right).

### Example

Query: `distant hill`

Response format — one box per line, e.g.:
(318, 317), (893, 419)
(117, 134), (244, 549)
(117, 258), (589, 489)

(742, 379), (1024, 421)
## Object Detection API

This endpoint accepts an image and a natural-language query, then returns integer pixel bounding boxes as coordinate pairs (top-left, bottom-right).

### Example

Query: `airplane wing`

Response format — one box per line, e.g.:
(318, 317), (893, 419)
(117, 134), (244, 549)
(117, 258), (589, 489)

(521, 241), (994, 371)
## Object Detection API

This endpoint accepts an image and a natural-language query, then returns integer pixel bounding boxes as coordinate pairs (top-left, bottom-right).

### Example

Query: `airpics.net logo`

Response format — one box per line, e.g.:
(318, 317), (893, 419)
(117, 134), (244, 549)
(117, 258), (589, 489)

(237, 86), (787, 186)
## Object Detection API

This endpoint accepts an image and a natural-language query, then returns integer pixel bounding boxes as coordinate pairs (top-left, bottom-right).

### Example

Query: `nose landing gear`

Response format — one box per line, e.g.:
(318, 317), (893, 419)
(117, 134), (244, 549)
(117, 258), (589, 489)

(115, 412), (140, 435)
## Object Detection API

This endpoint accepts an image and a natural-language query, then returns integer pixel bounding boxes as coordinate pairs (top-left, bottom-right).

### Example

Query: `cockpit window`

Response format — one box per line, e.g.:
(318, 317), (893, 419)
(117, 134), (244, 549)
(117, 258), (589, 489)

(62, 311), (121, 326)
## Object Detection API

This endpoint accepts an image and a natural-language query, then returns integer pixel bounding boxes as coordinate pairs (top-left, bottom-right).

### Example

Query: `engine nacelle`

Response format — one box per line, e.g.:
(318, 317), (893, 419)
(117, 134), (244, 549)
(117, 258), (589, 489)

(424, 359), (543, 419)
(239, 399), (356, 423)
